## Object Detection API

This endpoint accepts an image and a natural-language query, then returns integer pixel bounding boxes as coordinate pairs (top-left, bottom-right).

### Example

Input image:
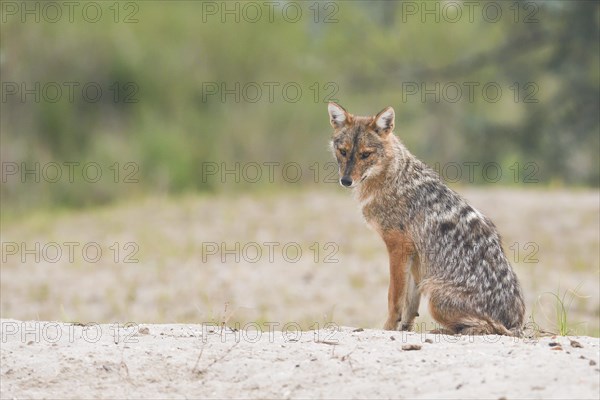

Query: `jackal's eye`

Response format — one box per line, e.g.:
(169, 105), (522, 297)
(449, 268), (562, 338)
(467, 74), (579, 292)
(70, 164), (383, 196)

(360, 152), (372, 159)
(339, 149), (347, 157)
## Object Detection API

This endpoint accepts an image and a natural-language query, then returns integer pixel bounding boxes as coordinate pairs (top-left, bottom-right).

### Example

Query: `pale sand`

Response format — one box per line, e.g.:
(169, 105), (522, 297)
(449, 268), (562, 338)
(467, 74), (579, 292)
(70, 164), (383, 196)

(1, 320), (599, 399)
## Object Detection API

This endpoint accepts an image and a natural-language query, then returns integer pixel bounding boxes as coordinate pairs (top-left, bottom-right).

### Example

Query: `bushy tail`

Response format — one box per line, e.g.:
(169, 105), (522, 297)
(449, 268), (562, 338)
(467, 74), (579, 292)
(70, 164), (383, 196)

(454, 315), (519, 337)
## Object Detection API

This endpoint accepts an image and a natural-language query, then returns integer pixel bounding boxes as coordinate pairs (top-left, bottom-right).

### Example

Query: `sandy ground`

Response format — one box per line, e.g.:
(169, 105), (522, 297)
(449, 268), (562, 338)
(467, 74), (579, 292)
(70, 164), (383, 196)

(1, 319), (599, 399)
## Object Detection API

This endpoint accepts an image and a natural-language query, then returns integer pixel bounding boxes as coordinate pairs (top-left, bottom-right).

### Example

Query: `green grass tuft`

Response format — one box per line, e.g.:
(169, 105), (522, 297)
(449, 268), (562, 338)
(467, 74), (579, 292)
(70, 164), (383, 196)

(531, 283), (589, 336)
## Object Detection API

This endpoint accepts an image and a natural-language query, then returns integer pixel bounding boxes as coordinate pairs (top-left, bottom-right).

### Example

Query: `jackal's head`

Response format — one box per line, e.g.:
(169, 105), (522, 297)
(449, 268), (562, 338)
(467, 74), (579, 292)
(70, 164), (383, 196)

(327, 102), (395, 188)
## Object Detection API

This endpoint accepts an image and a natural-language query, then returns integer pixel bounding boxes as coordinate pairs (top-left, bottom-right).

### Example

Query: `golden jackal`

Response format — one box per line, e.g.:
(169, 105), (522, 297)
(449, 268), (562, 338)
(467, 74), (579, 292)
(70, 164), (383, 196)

(327, 102), (525, 336)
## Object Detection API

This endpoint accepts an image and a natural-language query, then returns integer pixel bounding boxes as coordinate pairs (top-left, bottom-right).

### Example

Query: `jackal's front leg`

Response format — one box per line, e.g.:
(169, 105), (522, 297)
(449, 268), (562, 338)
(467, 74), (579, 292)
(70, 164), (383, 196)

(382, 231), (414, 331)
(383, 255), (408, 330)
(400, 269), (421, 331)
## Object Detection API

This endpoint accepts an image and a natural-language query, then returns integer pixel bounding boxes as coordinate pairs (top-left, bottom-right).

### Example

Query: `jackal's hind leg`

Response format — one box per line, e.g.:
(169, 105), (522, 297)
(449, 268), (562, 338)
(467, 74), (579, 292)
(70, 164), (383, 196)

(427, 289), (513, 336)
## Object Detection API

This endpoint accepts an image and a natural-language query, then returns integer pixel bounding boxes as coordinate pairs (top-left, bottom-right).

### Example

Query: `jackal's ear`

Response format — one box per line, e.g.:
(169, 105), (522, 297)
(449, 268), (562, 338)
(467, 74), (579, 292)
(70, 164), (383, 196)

(328, 102), (350, 129)
(373, 106), (395, 135)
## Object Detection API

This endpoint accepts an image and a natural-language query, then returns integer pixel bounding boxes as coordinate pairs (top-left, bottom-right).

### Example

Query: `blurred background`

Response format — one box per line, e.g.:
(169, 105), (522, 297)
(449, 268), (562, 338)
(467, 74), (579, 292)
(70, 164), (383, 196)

(1, 1), (599, 335)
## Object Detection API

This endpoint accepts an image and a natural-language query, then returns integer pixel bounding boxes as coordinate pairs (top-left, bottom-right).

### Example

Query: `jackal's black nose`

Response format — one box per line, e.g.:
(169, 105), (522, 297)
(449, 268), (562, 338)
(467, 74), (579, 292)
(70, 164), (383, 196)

(340, 176), (353, 187)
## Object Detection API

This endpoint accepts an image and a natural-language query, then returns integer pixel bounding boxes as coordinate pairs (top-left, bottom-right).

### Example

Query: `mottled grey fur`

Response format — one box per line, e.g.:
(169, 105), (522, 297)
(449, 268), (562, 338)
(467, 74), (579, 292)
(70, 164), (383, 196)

(328, 103), (525, 336)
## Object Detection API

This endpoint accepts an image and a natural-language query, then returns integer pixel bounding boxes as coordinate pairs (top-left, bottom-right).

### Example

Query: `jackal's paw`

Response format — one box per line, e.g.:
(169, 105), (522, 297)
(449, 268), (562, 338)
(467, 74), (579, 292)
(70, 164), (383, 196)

(383, 319), (399, 331)
(399, 322), (414, 332)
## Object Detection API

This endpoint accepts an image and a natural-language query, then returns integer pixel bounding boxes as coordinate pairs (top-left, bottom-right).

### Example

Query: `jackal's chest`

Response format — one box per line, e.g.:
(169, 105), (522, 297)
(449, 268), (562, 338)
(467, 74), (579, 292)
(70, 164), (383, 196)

(362, 212), (382, 234)
(359, 193), (407, 234)
(360, 199), (387, 234)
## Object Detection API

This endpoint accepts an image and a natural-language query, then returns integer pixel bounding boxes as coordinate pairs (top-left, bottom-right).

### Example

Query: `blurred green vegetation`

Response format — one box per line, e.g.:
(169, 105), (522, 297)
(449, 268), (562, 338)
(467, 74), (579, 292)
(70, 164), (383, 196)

(1, 0), (598, 213)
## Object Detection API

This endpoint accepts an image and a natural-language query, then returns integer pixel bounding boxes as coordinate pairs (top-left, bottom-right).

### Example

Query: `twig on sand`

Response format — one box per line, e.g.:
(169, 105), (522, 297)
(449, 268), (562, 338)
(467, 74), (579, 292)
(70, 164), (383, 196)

(340, 348), (357, 374)
(191, 343), (206, 374)
(315, 340), (338, 346)
(193, 342), (239, 375)
(119, 346), (136, 386)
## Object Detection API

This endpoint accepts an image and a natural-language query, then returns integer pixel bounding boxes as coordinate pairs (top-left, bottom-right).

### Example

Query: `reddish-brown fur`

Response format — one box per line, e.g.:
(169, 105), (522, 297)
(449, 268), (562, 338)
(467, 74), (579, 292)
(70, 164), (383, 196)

(382, 230), (415, 330)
